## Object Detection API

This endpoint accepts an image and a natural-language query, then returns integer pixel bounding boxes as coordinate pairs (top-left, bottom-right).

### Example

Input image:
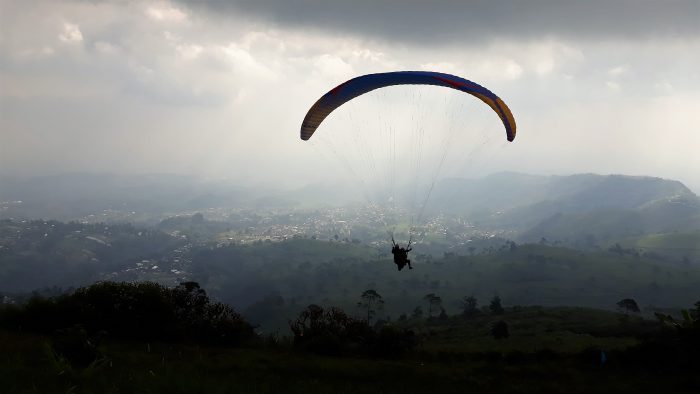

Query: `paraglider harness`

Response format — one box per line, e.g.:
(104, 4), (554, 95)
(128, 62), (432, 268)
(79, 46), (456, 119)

(391, 235), (413, 271)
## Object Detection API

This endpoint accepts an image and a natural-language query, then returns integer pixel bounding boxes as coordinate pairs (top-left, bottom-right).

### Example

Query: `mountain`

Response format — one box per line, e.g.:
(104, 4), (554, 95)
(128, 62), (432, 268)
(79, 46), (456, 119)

(432, 172), (695, 215)
(428, 172), (700, 242)
(0, 173), (268, 222)
(2, 172), (698, 241)
(518, 200), (700, 245)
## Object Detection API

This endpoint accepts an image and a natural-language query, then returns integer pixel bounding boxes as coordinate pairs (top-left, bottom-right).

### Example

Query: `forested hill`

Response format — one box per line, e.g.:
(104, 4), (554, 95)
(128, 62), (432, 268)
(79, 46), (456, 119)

(2, 172), (697, 225)
(432, 172), (696, 217)
(2, 172), (699, 249)
(430, 172), (700, 239)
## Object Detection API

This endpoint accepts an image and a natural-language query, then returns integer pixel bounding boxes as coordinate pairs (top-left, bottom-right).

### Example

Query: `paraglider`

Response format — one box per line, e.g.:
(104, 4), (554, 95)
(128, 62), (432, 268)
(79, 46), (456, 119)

(300, 71), (517, 271)
(300, 71), (516, 142)
(391, 236), (413, 271)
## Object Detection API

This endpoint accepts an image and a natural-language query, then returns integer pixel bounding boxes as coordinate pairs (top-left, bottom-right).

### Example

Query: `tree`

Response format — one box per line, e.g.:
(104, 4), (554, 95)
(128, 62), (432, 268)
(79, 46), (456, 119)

(617, 298), (640, 315)
(693, 300), (700, 319)
(411, 306), (423, 319)
(358, 290), (384, 324)
(489, 295), (504, 315)
(609, 243), (624, 256)
(289, 304), (371, 356)
(460, 295), (479, 318)
(423, 293), (442, 318)
(4, 281), (255, 346)
(654, 300), (700, 332)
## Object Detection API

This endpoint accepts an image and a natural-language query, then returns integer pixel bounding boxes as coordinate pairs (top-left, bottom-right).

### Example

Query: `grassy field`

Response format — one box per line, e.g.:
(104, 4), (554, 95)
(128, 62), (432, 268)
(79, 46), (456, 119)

(3, 306), (698, 394)
(408, 306), (646, 354)
(2, 331), (696, 394)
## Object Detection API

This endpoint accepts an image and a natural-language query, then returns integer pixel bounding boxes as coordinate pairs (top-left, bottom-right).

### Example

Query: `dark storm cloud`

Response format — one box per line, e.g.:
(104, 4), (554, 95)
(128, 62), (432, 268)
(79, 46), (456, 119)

(178, 0), (700, 44)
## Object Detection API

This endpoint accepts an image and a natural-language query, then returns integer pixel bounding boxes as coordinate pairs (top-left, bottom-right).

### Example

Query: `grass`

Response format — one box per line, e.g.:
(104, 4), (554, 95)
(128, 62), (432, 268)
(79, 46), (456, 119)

(3, 305), (699, 393)
(411, 306), (648, 354)
(1, 330), (695, 394)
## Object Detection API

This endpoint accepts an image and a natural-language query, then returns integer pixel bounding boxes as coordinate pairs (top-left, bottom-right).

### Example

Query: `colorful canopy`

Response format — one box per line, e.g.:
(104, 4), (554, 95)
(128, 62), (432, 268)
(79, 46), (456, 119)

(300, 71), (516, 141)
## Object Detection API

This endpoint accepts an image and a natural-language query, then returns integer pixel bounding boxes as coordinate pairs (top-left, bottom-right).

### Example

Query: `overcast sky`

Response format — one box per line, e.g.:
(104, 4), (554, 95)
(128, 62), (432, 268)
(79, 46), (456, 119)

(1, 1), (699, 191)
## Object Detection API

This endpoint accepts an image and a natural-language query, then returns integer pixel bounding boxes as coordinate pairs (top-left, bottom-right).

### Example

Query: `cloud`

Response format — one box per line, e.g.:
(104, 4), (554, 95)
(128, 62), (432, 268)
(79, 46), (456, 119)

(59, 22), (83, 43)
(607, 65), (628, 76)
(605, 81), (621, 91)
(94, 41), (118, 55)
(654, 81), (673, 94)
(2, 0), (700, 192)
(220, 43), (266, 74)
(178, 0), (700, 44)
(146, 4), (188, 22)
(175, 43), (203, 60)
(313, 54), (354, 78)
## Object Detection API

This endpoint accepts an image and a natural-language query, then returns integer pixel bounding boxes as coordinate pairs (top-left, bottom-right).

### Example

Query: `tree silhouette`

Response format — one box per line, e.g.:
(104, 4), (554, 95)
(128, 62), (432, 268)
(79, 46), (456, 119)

(411, 306), (423, 319)
(288, 304), (416, 357)
(460, 295), (479, 318)
(609, 243), (624, 256)
(1, 281), (254, 346)
(489, 295), (504, 315)
(358, 289), (384, 324)
(423, 293), (442, 318)
(617, 298), (640, 315)
(693, 300), (700, 319)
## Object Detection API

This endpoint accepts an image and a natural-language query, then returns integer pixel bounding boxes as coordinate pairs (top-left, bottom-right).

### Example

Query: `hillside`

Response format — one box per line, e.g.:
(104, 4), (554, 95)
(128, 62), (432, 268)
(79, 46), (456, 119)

(3, 172), (698, 229)
(607, 230), (700, 261)
(517, 194), (700, 244)
(426, 173), (700, 244)
(2, 302), (697, 394)
(431, 172), (697, 222)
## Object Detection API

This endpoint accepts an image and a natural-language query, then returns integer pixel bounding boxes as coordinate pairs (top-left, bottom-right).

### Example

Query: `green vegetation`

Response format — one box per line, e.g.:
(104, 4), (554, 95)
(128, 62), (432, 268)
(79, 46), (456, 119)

(610, 230), (700, 261)
(0, 281), (255, 348)
(5, 329), (696, 394)
(3, 217), (700, 335)
(406, 306), (647, 354)
(0, 219), (185, 292)
(201, 241), (700, 332)
(2, 282), (700, 393)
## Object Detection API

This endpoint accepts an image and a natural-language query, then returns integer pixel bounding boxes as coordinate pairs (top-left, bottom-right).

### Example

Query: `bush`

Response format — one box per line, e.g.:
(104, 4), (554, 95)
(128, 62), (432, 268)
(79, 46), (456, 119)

(289, 305), (417, 357)
(49, 325), (103, 367)
(0, 281), (256, 346)
(373, 325), (417, 357)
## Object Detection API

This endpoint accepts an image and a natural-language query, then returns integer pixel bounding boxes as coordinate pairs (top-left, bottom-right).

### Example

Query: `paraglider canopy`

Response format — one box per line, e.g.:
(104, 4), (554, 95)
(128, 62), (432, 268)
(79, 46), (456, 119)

(300, 71), (516, 142)
(298, 71), (519, 264)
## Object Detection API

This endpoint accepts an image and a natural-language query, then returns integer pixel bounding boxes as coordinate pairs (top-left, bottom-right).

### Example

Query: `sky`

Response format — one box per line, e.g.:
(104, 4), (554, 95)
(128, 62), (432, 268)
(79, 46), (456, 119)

(1, 0), (699, 191)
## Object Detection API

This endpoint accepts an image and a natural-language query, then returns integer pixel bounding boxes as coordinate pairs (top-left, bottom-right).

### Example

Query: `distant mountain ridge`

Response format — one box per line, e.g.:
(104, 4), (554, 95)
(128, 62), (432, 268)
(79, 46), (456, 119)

(0, 173), (262, 221)
(2, 172), (698, 240)
(428, 172), (700, 242)
(432, 172), (695, 213)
